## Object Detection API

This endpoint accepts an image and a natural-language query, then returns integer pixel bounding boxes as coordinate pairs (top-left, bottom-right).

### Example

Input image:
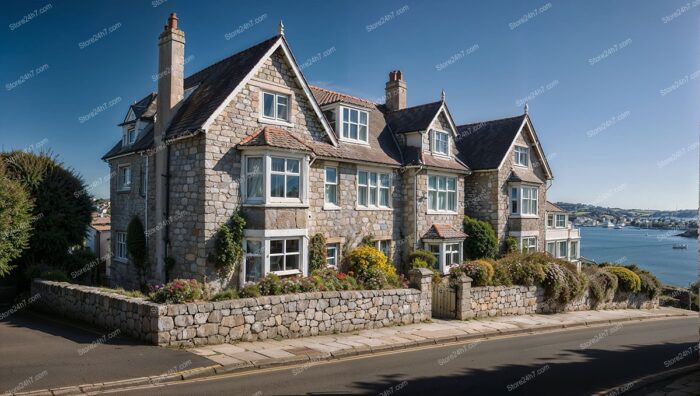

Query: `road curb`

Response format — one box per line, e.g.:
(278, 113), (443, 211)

(12, 312), (693, 395)
(592, 363), (699, 396)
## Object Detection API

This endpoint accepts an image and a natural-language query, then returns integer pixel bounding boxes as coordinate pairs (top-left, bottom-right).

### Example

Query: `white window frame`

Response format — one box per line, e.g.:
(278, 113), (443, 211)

(521, 236), (537, 253)
(118, 165), (131, 191)
(547, 214), (554, 228)
(514, 145), (529, 167)
(557, 240), (568, 258)
(261, 91), (290, 123)
(546, 241), (556, 256)
(244, 240), (264, 283)
(270, 157), (301, 201)
(115, 232), (127, 261)
(431, 130), (450, 156)
(127, 126), (136, 145)
(569, 241), (579, 260)
(357, 170), (391, 209)
(241, 230), (309, 286)
(376, 240), (391, 258)
(428, 174), (457, 213)
(555, 214), (566, 228)
(241, 151), (308, 207)
(510, 185), (538, 217)
(340, 106), (369, 144)
(423, 240), (464, 274)
(268, 238), (301, 275)
(245, 157), (264, 203)
(326, 243), (339, 268)
(324, 166), (339, 207)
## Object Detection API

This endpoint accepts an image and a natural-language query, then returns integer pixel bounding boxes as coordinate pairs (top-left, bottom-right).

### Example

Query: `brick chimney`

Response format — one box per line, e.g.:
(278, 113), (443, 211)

(155, 13), (185, 137)
(385, 70), (407, 111)
(154, 13), (185, 283)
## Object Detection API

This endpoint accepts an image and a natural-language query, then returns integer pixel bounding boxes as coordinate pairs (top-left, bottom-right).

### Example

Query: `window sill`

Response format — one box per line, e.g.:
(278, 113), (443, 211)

(339, 138), (370, 146)
(355, 206), (393, 211)
(242, 203), (309, 209)
(271, 269), (302, 277)
(513, 164), (529, 168)
(323, 204), (341, 211)
(430, 152), (450, 159)
(258, 117), (293, 128)
(113, 257), (128, 263)
(510, 214), (539, 219)
(117, 188), (132, 193)
(427, 210), (458, 215)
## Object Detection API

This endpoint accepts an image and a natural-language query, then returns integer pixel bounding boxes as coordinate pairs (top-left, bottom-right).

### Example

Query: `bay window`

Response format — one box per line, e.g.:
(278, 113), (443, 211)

(445, 243), (460, 267)
(432, 130), (449, 155)
(357, 170), (390, 208)
(341, 107), (368, 143)
(428, 175), (456, 212)
(521, 237), (537, 253)
(269, 239), (300, 273)
(241, 231), (308, 285)
(514, 146), (529, 166)
(555, 214), (566, 228)
(510, 185), (538, 216)
(262, 92), (289, 122)
(242, 152), (307, 205)
(424, 240), (464, 274)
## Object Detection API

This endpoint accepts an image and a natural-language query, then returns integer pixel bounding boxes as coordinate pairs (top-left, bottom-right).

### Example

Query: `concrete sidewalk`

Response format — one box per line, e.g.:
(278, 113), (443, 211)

(188, 307), (694, 369)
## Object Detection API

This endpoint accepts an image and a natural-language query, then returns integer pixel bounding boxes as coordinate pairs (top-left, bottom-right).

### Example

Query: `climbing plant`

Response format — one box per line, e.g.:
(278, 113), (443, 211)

(126, 216), (147, 290)
(212, 211), (245, 274)
(309, 233), (327, 272)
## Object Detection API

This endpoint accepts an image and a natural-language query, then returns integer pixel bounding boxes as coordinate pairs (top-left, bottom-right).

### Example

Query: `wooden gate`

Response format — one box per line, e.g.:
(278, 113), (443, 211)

(432, 280), (456, 319)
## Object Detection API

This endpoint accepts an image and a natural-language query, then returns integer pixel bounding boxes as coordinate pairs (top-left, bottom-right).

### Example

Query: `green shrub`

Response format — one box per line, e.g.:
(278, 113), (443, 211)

(492, 261), (513, 286)
(308, 233), (327, 272)
(410, 257), (442, 284)
(100, 287), (146, 299)
(347, 245), (398, 289)
(126, 216), (147, 289)
(625, 265), (661, 299)
(0, 161), (33, 277)
(497, 253), (548, 286)
(257, 273), (283, 296)
(451, 260), (494, 286)
(542, 263), (585, 305)
(41, 270), (70, 282)
(149, 279), (208, 304)
(239, 283), (261, 298)
(463, 216), (498, 259)
(583, 266), (618, 308)
(504, 236), (518, 255)
(605, 266), (641, 293)
(408, 249), (437, 269)
(212, 288), (238, 301)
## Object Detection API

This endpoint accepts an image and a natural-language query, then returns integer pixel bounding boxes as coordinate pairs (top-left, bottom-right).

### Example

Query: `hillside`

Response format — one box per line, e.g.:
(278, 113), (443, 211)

(555, 203), (697, 219)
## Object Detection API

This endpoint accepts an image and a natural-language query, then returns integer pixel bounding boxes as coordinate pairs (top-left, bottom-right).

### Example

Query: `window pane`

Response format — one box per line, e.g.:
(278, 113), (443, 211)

(286, 159), (299, 173)
(277, 95), (288, 121)
(447, 177), (456, 191)
(269, 255), (283, 272)
(286, 254), (299, 270)
(358, 186), (368, 206)
(263, 93), (274, 118)
(271, 158), (285, 172)
(270, 240), (284, 254)
(438, 176), (446, 190)
(325, 185), (337, 204)
(286, 175), (299, 198)
(342, 122), (349, 138)
(380, 173), (390, 187)
(350, 109), (358, 123)
(359, 125), (367, 141)
(271, 174), (285, 197)
(358, 171), (367, 185)
(438, 191), (446, 210)
(247, 174), (263, 198)
(327, 246), (336, 266)
(428, 176), (436, 190)
(428, 191), (437, 210)
(359, 111), (368, 125)
(325, 167), (336, 183)
(350, 123), (358, 139)
(247, 240), (262, 255)
(286, 239), (299, 253)
(380, 189), (389, 207)
(246, 256), (262, 282)
(447, 191), (455, 211)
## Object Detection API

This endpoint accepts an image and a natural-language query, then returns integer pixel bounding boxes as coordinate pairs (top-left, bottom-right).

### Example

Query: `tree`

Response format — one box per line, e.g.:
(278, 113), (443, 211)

(0, 162), (33, 277)
(126, 216), (147, 289)
(1, 151), (92, 267)
(463, 216), (498, 260)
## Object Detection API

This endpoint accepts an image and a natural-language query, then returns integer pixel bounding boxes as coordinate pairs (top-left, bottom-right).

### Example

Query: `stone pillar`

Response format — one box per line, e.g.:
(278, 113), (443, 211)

(409, 268), (433, 319)
(454, 274), (474, 320)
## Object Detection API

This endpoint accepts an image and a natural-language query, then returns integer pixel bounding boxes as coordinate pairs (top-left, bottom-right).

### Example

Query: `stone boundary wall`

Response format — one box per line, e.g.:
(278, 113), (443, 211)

(31, 269), (432, 347)
(466, 283), (659, 318)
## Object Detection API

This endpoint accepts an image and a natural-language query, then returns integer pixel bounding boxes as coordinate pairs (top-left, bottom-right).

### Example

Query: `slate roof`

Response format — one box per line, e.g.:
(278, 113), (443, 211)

(422, 224), (468, 240)
(546, 201), (566, 213)
(455, 115), (526, 170)
(119, 93), (157, 126)
(386, 101), (443, 134)
(239, 126), (311, 152)
(402, 146), (470, 173)
(101, 123), (154, 160)
(165, 35), (282, 140)
(507, 169), (543, 184)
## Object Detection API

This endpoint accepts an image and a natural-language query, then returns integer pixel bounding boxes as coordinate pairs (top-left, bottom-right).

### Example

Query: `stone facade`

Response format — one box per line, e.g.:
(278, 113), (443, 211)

(32, 273), (432, 347)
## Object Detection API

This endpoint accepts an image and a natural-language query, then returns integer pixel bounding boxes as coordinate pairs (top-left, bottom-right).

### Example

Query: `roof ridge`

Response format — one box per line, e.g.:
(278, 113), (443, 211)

(388, 100), (441, 114)
(309, 85), (377, 105)
(457, 114), (525, 128)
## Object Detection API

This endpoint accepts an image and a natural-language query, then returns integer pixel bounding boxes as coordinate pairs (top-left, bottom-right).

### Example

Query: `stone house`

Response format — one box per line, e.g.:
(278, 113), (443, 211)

(102, 14), (562, 290)
(544, 201), (581, 265)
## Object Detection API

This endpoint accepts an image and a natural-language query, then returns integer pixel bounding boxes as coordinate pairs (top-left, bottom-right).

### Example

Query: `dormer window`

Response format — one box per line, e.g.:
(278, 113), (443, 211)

(262, 91), (289, 122)
(127, 127), (136, 145)
(431, 130), (449, 155)
(514, 146), (529, 166)
(340, 107), (368, 143)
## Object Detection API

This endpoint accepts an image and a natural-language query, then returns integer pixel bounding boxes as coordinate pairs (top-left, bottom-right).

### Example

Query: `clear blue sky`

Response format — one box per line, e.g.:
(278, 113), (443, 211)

(1, 0), (697, 210)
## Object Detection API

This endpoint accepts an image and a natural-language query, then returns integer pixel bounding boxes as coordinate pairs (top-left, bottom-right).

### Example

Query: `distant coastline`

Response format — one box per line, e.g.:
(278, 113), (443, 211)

(676, 229), (699, 238)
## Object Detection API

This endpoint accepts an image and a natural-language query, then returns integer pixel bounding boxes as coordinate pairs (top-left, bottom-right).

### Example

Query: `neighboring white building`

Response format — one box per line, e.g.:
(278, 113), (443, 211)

(86, 214), (111, 276)
(545, 202), (581, 267)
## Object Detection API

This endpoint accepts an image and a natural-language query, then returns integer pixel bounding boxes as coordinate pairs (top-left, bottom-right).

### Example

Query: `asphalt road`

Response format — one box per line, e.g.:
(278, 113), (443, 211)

(111, 317), (698, 396)
(0, 309), (212, 393)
